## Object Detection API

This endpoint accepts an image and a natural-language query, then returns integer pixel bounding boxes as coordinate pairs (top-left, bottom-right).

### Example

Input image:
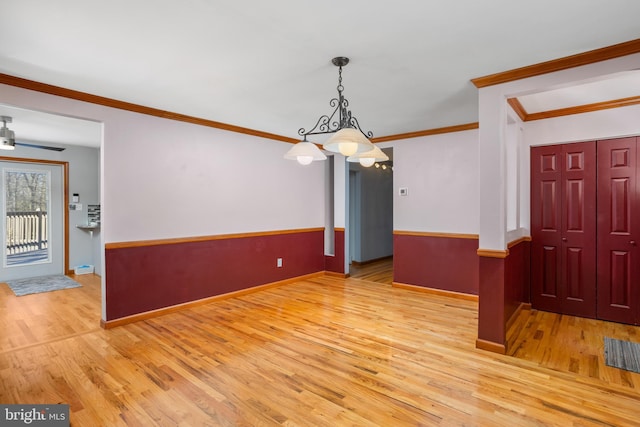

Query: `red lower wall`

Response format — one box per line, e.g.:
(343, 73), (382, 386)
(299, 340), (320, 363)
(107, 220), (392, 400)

(504, 239), (530, 323)
(478, 256), (506, 346)
(477, 238), (531, 351)
(393, 233), (479, 295)
(324, 228), (345, 275)
(105, 229), (325, 320)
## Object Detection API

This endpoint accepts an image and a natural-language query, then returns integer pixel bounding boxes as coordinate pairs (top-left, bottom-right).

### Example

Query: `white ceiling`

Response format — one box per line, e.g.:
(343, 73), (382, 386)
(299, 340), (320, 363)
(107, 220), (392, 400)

(1, 1), (640, 148)
(0, 105), (101, 148)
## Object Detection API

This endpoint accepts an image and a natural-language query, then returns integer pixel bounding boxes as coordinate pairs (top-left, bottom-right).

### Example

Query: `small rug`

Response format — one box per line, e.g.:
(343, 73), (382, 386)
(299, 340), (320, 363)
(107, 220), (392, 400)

(604, 337), (640, 374)
(5, 275), (82, 296)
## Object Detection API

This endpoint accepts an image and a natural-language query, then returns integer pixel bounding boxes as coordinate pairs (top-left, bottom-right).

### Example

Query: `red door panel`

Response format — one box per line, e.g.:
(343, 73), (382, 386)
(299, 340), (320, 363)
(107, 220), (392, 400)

(597, 137), (639, 324)
(542, 245), (558, 296)
(531, 142), (596, 318)
(566, 247), (583, 299)
(560, 142), (596, 317)
(531, 145), (562, 313)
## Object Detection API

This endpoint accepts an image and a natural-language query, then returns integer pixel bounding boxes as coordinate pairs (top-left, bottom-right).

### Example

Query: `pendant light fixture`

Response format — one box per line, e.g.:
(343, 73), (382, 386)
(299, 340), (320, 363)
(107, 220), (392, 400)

(0, 116), (16, 150)
(283, 136), (326, 165)
(285, 57), (375, 164)
(347, 145), (389, 167)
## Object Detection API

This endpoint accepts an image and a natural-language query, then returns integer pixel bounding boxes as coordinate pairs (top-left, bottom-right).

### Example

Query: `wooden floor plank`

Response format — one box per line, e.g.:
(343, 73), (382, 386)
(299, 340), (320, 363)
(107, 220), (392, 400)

(1, 272), (639, 426)
(349, 257), (393, 284)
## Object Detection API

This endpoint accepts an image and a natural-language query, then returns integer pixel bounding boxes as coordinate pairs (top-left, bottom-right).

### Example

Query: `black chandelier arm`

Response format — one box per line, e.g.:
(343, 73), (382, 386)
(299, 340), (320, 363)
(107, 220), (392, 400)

(347, 116), (374, 138)
(298, 97), (344, 137)
(298, 115), (332, 137)
(298, 111), (373, 139)
(296, 57), (373, 140)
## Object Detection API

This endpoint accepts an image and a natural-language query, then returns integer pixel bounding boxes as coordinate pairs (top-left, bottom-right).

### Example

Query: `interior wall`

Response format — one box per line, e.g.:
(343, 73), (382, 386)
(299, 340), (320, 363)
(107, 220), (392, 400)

(103, 113), (326, 243)
(380, 131), (479, 294)
(523, 104), (640, 148)
(0, 84), (326, 242)
(390, 129), (479, 234)
(0, 83), (326, 321)
(1, 143), (101, 274)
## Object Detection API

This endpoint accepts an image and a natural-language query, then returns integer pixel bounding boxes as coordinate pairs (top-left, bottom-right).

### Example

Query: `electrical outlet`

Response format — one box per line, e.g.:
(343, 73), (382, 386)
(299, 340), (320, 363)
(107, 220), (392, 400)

(277, 258), (283, 268)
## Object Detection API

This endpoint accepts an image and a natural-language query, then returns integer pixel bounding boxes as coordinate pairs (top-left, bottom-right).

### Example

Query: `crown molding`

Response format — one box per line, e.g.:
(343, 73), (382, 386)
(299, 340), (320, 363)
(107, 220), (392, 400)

(506, 98), (527, 121)
(3, 40), (639, 146)
(509, 95), (640, 122)
(471, 38), (640, 88)
(371, 122), (479, 143)
(1, 72), (480, 145)
(0, 73), (298, 144)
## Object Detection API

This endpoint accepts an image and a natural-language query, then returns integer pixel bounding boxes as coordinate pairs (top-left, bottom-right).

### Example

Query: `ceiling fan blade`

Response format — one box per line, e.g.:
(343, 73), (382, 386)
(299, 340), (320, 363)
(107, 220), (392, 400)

(15, 141), (66, 151)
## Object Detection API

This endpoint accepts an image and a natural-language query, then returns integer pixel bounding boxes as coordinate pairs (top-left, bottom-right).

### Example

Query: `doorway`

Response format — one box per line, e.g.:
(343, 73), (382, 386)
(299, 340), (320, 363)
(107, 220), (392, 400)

(1, 160), (67, 281)
(347, 148), (394, 278)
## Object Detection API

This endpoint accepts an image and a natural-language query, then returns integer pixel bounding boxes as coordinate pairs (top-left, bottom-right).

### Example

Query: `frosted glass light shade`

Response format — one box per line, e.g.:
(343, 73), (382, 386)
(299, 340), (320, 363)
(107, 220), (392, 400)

(359, 157), (376, 167)
(338, 142), (358, 156)
(284, 141), (327, 165)
(346, 145), (389, 167)
(297, 155), (314, 165)
(323, 128), (373, 156)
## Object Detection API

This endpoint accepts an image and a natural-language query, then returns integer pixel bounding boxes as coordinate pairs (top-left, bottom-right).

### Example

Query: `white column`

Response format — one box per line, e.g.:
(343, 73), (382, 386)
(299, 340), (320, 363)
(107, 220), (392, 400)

(478, 85), (508, 251)
(332, 155), (350, 273)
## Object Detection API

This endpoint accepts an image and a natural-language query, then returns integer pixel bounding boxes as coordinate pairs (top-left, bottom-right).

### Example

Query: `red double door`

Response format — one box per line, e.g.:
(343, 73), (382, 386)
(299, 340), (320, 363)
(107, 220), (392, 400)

(531, 137), (639, 325)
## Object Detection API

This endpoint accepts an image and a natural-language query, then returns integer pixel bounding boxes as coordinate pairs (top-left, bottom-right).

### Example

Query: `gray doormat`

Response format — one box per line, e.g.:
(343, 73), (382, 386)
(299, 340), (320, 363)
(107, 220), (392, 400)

(604, 337), (640, 374)
(5, 275), (82, 296)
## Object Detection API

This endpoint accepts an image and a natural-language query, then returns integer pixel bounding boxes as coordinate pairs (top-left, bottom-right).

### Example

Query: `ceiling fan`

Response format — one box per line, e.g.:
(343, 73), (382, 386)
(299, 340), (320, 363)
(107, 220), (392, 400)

(0, 115), (66, 152)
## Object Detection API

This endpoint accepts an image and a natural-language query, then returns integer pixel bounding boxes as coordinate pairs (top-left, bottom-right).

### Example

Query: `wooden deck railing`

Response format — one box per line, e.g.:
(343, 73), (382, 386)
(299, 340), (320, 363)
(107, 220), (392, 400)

(5, 211), (48, 255)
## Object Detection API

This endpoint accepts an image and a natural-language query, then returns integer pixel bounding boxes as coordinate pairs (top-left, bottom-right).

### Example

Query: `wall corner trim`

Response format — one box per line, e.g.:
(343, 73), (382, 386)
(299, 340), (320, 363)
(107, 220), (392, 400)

(506, 302), (532, 332)
(325, 271), (348, 279)
(507, 236), (531, 248)
(475, 338), (506, 355)
(393, 230), (479, 239)
(477, 248), (510, 258)
(105, 228), (324, 249)
(392, 282), (479, 301)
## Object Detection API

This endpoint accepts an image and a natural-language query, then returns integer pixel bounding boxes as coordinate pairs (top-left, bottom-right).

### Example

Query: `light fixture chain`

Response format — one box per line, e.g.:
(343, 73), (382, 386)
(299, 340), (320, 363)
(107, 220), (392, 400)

(297, 57), (373, 140)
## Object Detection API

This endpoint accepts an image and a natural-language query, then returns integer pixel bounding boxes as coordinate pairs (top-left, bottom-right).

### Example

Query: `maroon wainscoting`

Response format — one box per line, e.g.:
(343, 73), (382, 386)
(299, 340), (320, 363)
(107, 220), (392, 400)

(504, 239), (531, 323)
(477, 238), (531, 353)
(393, 233), (479, 295)
(324, 228), (345, 275)
(478, 255), (506, 348)
(105, 229), (325, 320)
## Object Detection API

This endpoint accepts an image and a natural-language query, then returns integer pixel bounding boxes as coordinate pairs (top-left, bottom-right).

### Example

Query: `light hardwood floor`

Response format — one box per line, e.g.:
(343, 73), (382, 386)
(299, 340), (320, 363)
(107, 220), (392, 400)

(1, 272), (639, 426)
(348, 257), (393, 284)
